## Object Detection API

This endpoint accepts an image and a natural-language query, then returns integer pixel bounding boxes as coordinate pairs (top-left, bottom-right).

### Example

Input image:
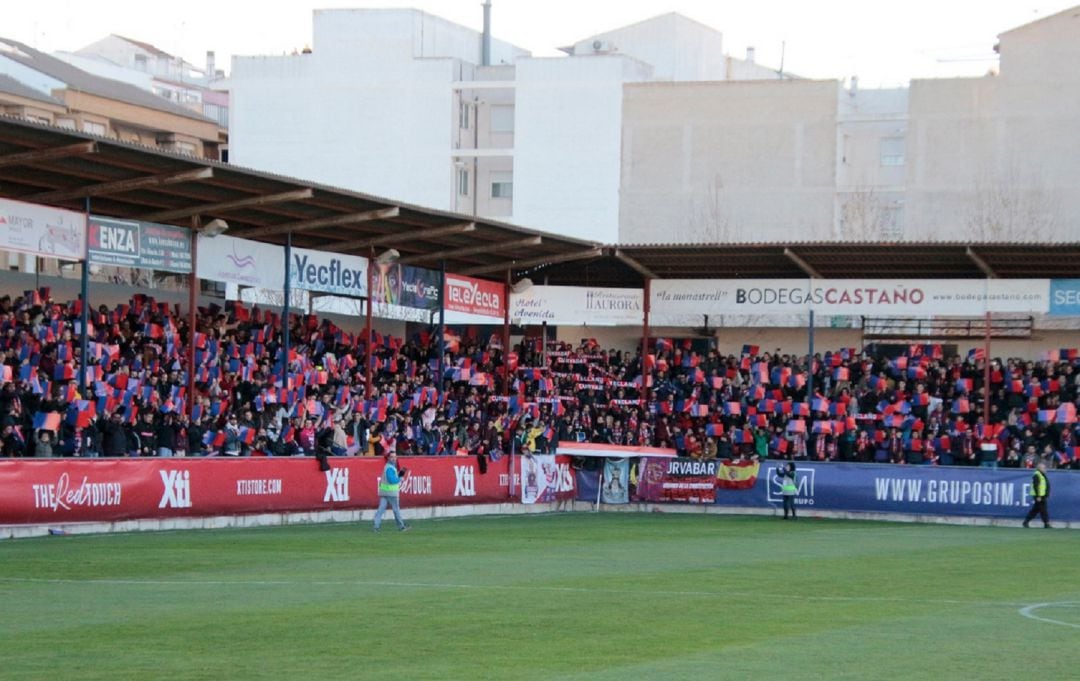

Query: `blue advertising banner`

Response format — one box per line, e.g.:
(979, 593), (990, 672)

(714, 462), (1080, 522)
(1049, 279), (1080, 317)
(371, 262), (440, 310)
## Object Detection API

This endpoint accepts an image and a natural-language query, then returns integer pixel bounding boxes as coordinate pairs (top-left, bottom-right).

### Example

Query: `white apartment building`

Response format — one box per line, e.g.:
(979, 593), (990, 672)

(57, 35), (230, 127)
(228, 9), (778, 244)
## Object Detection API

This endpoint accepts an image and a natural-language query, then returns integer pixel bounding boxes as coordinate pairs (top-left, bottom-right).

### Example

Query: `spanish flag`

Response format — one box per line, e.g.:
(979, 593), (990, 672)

(716, 459), (760, 490)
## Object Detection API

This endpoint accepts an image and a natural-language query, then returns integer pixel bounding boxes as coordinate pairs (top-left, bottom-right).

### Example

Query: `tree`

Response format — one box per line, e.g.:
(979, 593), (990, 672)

(965, 165), (1058, 242)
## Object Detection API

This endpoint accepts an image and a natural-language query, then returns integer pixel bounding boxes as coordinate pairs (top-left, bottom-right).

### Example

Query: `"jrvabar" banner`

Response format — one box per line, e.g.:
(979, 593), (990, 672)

(510, 285), (643, 326)
(651, 278), (1051, 317)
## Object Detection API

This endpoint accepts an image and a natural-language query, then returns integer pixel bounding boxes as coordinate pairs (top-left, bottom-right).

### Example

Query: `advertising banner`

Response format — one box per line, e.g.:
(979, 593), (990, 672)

(88, 215), (192, 273)
(601, 458), (629, 504)
(196, 234), (285, 288)
(650, 279), (1051, 317)
(519, 454), (575, 504)
(1049, 279), (1080, 317)
(510, 285), (643, 326)
(445, 273), (504, 319)
(370, 262), (440, 310)
(713, 461), (1080, 522)
(635, 457), (721, 504)
(0, 196), (86, 260)
(0, 455), (558, 525)
(289, 246), (368, 298)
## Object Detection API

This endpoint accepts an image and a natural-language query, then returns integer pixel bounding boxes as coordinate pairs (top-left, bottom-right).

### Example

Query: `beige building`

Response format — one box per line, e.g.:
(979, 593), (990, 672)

(620, 7), (1080, 244)
(0, 37), (225, 159)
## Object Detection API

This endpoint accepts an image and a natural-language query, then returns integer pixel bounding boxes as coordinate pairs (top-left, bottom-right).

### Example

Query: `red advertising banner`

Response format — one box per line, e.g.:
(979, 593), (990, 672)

(635, 457), (719, 504)
(0, 456), (574, 526)
(444, 272), (505, 318)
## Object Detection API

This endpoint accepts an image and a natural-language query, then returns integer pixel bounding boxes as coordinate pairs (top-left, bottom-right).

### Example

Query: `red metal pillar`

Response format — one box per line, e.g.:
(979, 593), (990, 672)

(641, 278), (651, 408)
(186, 216), (200, 417)
(983, 311), (992, 428)
(365, 248), (374, 399)
(503, 269), (511, 398)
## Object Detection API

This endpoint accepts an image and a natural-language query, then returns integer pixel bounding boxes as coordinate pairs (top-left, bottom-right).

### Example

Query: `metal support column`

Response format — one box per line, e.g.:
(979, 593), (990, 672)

(641, 278), (651, 408)
(186, 216), (200, 417)
(282, 232), (292, 390)
(79, 198), (90, 393)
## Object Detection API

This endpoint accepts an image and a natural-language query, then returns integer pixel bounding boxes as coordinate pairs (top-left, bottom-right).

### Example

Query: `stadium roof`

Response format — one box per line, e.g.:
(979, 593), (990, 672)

(0, 116), (601, 277)
(0, 115), (1077, 287)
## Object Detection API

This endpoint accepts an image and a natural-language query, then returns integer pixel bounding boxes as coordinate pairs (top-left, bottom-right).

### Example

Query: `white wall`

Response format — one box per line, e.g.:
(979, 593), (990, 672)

(229, 9), (529, 212)
(513, 55), (650, 242)
(571, 13), (727, 82)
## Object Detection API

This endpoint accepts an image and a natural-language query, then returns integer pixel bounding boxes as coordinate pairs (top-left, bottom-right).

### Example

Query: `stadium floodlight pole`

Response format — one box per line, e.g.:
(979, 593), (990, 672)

(641, 278), (651, 409)
(437, 258), (447, 404)
(187, 215), (200, 418)
(282, 232), (292, 395)
(79, 197), (90, 395)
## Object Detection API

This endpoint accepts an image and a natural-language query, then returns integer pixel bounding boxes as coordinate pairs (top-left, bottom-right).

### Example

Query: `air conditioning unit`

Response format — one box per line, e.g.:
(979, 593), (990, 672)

(591, 40), (615, 54)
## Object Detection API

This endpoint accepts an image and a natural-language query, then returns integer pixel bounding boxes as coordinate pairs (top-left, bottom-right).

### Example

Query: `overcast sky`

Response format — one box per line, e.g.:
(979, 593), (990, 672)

(4, 1), (1078, 86)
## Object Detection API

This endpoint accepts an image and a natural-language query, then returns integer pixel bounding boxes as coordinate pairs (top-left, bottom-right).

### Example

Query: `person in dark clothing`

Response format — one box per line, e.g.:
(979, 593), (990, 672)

(155, 413), (181, 457)
(1022, 461), (1052, 528)
(185, 415), (205, 457)
(132, 412), (157, 457)
(99, 412), (131, 457)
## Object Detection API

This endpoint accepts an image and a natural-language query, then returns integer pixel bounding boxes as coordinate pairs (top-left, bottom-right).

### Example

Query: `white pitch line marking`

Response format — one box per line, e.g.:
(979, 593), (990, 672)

(0, 577), (1033, 608)
(1018, 602), (1080, 629)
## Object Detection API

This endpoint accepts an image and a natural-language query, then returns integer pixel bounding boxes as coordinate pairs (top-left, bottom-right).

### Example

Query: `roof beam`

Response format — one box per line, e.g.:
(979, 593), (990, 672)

(230, 207), (401, 239)
(460, 247), (603, 276)
(612, 248), (657, 279)
(333, 222), (476, 253)
(783, 248), (823, 279)
(0, 141), (97, 168)
(965, 247), (997, 278)
(396, 236), (542, 266)
(25, 167), (213, 203)
(141, 188), (314, 222)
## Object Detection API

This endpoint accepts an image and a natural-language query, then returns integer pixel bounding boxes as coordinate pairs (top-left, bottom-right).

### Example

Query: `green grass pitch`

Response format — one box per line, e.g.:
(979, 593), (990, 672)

(1, 513), (1076, 680)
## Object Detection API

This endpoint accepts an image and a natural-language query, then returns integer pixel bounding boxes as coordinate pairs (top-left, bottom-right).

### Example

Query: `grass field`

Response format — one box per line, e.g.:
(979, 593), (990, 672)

(1, 513), (1076, 680)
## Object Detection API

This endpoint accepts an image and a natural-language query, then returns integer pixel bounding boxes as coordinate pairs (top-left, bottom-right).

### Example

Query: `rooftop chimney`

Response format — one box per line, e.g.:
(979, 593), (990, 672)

(746, 46), (755, 64)
(481, 0), (492, 66)
(205, 51), (215, 81)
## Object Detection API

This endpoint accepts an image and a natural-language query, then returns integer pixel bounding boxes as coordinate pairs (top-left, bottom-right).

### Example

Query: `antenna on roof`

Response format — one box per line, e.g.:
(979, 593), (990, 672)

(779, 41), (786, 79)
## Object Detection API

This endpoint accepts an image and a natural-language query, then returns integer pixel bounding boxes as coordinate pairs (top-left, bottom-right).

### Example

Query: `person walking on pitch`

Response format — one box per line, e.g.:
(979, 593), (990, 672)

(1022, 460), (1052, 528)
(374, 451), (410, 532)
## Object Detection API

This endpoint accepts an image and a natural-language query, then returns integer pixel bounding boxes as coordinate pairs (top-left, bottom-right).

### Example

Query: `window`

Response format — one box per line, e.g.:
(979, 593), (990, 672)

(175, 141), (197, 156)
(82, 121), (106, 136)
(490, 105), (514, 133)
(459, 100), (470, 129)
(880, 137), (905, 166)
(457, 169), (469, 196)
(491, 181), (513, 199)
(56, 118), (76, 130)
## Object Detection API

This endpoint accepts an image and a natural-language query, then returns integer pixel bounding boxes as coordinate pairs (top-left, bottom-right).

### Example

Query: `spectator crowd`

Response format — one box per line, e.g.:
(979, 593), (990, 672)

(1, 288), (1078, 471)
